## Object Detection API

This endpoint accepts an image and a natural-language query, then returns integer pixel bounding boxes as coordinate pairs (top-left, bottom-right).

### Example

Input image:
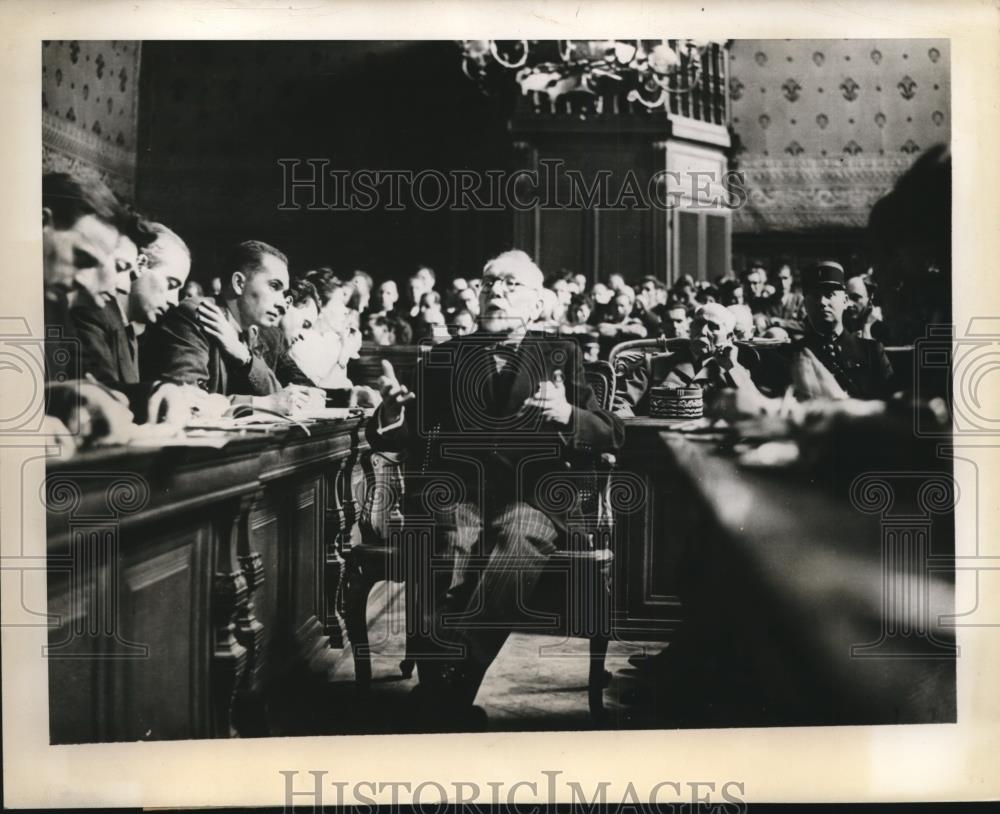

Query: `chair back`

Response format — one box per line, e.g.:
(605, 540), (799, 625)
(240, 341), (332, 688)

(608, 336), (764, 380)
(608, 337), (689, 381)
(583, 360), (615, 411)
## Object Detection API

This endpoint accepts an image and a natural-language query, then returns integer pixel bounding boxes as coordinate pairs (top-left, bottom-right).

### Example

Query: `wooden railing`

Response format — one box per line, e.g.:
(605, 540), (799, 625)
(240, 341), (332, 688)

(669, 41), (729, 127)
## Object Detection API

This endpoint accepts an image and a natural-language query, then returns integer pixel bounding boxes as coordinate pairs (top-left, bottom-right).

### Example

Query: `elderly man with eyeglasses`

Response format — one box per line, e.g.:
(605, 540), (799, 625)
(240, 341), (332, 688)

(614, 302), (774, 417)
(367, 249), (625, 729)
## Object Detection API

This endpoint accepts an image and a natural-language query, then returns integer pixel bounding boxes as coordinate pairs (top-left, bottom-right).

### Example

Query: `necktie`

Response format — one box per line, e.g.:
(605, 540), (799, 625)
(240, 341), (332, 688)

(489, 345), (518, 413)
(125, 325), (137, 362)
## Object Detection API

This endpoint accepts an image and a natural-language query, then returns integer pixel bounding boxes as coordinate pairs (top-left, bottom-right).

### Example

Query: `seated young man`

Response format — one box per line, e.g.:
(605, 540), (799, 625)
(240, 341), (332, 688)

(141, 240), (314, 414)
(782, 261), (894, 401)
(614, 302), (773, 417)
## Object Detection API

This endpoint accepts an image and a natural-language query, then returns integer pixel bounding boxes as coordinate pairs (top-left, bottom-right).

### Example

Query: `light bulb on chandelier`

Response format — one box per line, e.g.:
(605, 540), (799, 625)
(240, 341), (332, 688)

(459, 38), (709, 111)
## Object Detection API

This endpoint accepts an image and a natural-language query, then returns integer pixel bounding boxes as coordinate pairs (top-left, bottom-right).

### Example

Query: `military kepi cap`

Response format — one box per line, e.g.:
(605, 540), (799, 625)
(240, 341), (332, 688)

(802, 260), (846, 293)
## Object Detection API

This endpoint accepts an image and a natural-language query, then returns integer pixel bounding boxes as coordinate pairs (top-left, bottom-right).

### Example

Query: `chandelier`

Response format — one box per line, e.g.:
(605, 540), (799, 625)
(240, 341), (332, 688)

(459, 39), (710, 111)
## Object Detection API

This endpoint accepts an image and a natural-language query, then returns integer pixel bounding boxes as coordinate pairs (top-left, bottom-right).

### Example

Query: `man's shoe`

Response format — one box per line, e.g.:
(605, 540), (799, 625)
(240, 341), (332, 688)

(406, 683), (488, 732)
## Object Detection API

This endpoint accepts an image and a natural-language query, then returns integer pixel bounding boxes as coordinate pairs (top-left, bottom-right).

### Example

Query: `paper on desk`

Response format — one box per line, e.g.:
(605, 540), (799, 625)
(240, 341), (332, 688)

(128, 433), (234, 449)
(293, 407), (373, 420)
(125, 423), (234, 449)
(186, 415), (289, 430)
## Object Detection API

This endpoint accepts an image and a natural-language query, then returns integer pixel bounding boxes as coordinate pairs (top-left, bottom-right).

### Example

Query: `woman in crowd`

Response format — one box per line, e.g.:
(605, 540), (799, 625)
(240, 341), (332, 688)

(293, 267), (364, 394)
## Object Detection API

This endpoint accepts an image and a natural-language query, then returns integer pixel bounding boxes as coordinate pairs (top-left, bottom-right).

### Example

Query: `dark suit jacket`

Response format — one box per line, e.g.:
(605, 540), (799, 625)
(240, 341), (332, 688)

(783, 329), (895, 400)
(140, 296), (280, 398)
(69, 293), (164, 420)
(365, 331), (625, 530)
(257, 325), (316, 387)
(71, 296), (139, 387)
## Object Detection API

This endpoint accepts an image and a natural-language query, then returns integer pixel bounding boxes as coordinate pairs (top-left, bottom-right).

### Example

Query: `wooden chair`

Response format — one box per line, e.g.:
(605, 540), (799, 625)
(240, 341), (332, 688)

(548, 360), (617, 719)
(342, 449), (413, 689)
(608, 337), (690, 383)
(608, 336), (763, 392)
(342, 361), (618, 721)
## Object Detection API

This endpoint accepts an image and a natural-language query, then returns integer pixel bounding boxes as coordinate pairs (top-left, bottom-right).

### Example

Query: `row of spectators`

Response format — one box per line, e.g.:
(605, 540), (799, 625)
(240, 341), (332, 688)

(212, 258), (886, 364)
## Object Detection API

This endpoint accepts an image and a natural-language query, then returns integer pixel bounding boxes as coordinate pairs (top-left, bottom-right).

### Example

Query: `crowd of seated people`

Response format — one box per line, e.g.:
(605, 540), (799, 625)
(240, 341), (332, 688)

(40, 164), (912, 455)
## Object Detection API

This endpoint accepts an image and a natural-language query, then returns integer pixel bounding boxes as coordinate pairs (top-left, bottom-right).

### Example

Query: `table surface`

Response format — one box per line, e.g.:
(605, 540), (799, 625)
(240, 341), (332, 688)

(638, 422), (956, 723)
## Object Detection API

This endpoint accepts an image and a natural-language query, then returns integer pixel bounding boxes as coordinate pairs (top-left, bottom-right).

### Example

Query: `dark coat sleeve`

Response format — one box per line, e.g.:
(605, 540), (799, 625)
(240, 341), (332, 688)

(71, 299), (155, 419)
(245, 352), (281, 395)
(275, 352), (317, 387)
(559, 339), (625, 452)
(140, 301), (214, 389)
(70, 299), (120, 387)
(141, 300), (280, 396)
(869, 339), (895, 399)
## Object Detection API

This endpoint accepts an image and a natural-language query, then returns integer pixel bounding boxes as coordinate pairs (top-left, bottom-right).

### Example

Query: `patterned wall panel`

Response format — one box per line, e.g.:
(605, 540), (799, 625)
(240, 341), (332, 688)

(42, 40), (141, 198)
(729, 39), (950, 232)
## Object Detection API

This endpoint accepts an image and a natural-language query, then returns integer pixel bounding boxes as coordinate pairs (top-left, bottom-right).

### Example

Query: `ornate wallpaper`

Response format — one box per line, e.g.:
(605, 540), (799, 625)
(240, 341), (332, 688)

(42, 40), (141, 198)
(729, 39), (950, 232)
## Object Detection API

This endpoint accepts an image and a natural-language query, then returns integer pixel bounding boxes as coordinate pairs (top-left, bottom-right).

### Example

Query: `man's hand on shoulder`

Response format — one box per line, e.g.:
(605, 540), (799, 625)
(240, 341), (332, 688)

(195, 300), (251, 364)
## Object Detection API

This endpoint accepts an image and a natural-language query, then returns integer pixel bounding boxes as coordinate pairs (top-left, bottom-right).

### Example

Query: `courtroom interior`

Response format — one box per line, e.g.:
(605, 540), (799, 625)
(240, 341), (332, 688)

(40, 39), (956, 740)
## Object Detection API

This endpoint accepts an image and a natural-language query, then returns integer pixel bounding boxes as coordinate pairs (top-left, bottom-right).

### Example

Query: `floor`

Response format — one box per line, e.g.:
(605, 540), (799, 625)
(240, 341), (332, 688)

(310, 581), (668, 734)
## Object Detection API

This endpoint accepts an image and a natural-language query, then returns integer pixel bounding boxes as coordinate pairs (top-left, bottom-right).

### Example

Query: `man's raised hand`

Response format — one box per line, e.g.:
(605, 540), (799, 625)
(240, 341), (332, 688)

(377, 359), (415, 423)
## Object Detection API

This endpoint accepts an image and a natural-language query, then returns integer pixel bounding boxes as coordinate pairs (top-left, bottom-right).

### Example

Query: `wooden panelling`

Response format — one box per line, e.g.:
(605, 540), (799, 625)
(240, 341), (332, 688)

(46, 420), (369, 743)
(512, 135), (677, 285)
(47, 566), (103, 743)
(612, 423), (685, 641)
(249, 494), (280, 681)
(117, 527), (211, 741)
(289, 478), (323, 643)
